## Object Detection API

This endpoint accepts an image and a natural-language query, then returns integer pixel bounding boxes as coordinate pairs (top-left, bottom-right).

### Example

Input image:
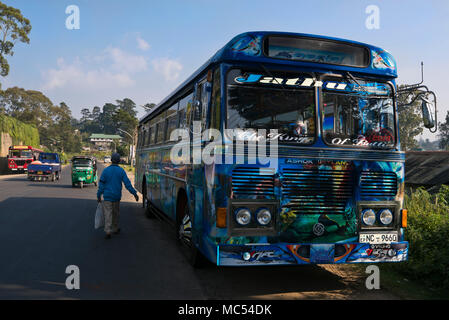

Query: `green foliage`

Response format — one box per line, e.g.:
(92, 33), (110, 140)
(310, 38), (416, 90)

(116, 143), (129, 157)
(142, 102), (156, 113)
(397, 85), (424, 151)
(0, 113), (39, 146)
(0, 1), (31, 78)
(386, 186), (449, 290)
(78, 98), (138, 145)
(0, 88), (82, 153)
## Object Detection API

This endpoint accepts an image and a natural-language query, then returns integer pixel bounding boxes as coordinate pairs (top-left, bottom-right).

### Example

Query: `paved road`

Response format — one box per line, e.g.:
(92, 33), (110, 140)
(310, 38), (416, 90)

(0, 164), (398, 300)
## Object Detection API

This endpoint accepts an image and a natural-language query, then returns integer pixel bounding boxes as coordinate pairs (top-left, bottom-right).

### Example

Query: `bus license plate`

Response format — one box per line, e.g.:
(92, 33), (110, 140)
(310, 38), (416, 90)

(38, 171), (43, 175)
(359, 232), (398, 244)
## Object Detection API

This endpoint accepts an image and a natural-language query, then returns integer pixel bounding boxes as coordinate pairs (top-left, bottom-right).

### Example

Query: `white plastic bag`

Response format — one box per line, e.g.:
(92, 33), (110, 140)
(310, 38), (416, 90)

(95, 203), (105, 229)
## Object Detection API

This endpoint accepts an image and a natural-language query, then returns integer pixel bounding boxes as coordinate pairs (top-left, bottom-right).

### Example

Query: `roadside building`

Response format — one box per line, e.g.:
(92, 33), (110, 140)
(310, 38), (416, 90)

(89, 134), (123, 151)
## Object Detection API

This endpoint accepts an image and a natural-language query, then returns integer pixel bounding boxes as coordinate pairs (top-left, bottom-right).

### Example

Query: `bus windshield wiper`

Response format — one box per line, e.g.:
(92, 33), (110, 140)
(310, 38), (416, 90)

(345, 71), (368, 94)
(258, 63), (287, 90)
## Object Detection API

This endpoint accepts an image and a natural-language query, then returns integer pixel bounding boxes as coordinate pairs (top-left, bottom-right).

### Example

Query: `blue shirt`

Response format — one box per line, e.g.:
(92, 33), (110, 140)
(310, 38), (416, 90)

(97, 164), (137, 202)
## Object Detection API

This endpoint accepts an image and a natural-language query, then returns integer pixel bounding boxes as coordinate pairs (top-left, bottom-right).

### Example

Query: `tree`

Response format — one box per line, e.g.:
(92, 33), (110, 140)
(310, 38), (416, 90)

(46, 102), (81, 153)
(143, 103), (156, 113)
(80, 108), (91, 123)
(438, 110), (449, 150)
(114, 98), (138, 144)
(0, 1), (31, 78)
(0, 87), (53, 128)
(100, 103), (117, 134)
(397, 85), (424, 151)
(0, 87), (81, 153)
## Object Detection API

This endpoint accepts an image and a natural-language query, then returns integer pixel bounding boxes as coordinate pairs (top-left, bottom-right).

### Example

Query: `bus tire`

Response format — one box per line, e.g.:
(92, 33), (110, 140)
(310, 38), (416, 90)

(142, 184), (155, 219)
(176, 203), (205, 268)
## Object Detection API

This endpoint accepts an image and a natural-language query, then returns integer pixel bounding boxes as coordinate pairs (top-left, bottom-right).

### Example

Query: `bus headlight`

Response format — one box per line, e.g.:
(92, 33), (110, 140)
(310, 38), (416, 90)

(256, 208), (272, 225)
(379, 209), (393, 225)
(235, 208), (251, 226)
(362, 209), (376, 226)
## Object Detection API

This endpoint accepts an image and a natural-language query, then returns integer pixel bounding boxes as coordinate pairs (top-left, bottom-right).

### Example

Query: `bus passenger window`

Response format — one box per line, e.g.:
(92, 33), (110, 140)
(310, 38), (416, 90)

(209, 68), (221, 134)
(166, 115), (178, 141)
(141, 129), (147, 146)
(166, 103), (179, 141)
(178, 93), (193, 130)
(156, 121), (165, 143)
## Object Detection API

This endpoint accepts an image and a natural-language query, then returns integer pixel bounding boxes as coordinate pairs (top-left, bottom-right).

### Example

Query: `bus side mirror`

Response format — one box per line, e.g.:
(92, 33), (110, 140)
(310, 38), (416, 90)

(421, 98), (435, 129)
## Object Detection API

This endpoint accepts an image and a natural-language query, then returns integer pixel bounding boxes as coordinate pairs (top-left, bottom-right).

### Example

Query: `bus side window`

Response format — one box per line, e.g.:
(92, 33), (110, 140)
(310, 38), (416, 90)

(210, 68), (221, 130)
(141, 129), (146, 147)
(186, 96), (194, 130)
(149, 117), (156, 145)
(146, 127), (151, 146)
(178, 92), (193, 131)
(166, 102), (179, 141)
(155, 112), (166, 143)
(208, 67), (221, 139)
(194, 79), (210, 132)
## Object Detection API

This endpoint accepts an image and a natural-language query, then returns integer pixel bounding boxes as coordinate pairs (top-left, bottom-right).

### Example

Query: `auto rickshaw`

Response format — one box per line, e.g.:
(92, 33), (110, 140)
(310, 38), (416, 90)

(71, 156), (98, 188)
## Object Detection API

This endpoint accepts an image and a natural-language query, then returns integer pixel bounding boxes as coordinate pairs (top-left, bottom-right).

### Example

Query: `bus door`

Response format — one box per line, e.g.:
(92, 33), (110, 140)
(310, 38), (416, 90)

(187, 78), (211, 244)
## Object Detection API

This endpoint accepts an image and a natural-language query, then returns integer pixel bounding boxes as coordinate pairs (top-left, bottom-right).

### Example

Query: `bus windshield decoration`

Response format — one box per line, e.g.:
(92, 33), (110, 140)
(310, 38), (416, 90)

(135, 31), (438, 267)
(266, 36), (370, 67)
(230, 34), (263, 56)
(322, 78), (395, 149)
(227, 69), (316, 145)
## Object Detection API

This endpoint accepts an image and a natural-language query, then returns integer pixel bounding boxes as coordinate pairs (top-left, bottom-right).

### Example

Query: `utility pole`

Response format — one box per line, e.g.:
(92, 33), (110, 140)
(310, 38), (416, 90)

(117, 128), (136, 167)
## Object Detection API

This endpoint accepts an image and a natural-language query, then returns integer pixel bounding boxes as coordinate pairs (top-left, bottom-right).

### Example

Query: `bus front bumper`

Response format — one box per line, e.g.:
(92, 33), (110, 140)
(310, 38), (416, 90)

(216, 242), (408, 266)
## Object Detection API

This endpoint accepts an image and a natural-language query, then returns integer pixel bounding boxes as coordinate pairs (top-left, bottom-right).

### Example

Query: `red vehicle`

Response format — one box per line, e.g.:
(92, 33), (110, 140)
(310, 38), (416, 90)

(7, 146), (43, 172)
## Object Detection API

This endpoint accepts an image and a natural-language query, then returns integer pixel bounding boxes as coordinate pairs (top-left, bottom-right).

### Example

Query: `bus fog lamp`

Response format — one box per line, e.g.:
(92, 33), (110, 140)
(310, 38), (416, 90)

(379, 209), (393, 225)
(235, 208), (251, 226)
(362, 209), (376, 226)
(256, 208), (272, 225)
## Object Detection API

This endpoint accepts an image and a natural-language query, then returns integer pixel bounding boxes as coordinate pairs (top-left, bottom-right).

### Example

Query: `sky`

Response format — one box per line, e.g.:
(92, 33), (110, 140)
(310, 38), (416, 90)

(1, 0), (449, 141)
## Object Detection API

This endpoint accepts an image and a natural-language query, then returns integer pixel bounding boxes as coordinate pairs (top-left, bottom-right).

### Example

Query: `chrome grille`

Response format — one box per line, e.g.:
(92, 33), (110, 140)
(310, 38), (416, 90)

(282, 169), (353, 214)
(231, 167), (275, 199)
(360, 171), (397, 199)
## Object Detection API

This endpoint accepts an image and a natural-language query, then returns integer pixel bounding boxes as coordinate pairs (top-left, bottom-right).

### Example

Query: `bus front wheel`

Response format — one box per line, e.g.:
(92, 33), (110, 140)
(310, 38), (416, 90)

(176, 204), (206, 268)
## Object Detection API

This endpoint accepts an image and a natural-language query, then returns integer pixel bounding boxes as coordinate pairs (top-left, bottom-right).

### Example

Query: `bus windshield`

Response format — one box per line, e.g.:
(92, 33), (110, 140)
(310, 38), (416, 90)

(322, 78), (395, 149)
(9, 150), (32, 158)
(226, 69), (316, 144)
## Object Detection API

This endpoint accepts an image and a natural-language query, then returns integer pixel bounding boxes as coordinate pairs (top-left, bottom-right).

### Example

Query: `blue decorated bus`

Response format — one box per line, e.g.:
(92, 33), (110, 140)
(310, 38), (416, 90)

(135, 31), (436, 266)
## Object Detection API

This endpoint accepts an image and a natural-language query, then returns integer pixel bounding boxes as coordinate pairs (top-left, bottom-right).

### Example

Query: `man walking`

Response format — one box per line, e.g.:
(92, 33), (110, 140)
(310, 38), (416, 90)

(97, 153), (139, 239)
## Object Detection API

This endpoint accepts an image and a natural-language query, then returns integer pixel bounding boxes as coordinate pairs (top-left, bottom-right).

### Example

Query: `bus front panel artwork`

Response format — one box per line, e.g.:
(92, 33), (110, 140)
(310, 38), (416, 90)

(135, 31), (435, 267)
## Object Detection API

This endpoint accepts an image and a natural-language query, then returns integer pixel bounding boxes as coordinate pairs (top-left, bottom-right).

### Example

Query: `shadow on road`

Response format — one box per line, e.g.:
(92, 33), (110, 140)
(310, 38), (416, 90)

(192, 262), (354, 299)
(0, 196), (205, 299)
(0, 177), (28, 182)
(0, 194), (373, 300)
(25, 183), (90, 189)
